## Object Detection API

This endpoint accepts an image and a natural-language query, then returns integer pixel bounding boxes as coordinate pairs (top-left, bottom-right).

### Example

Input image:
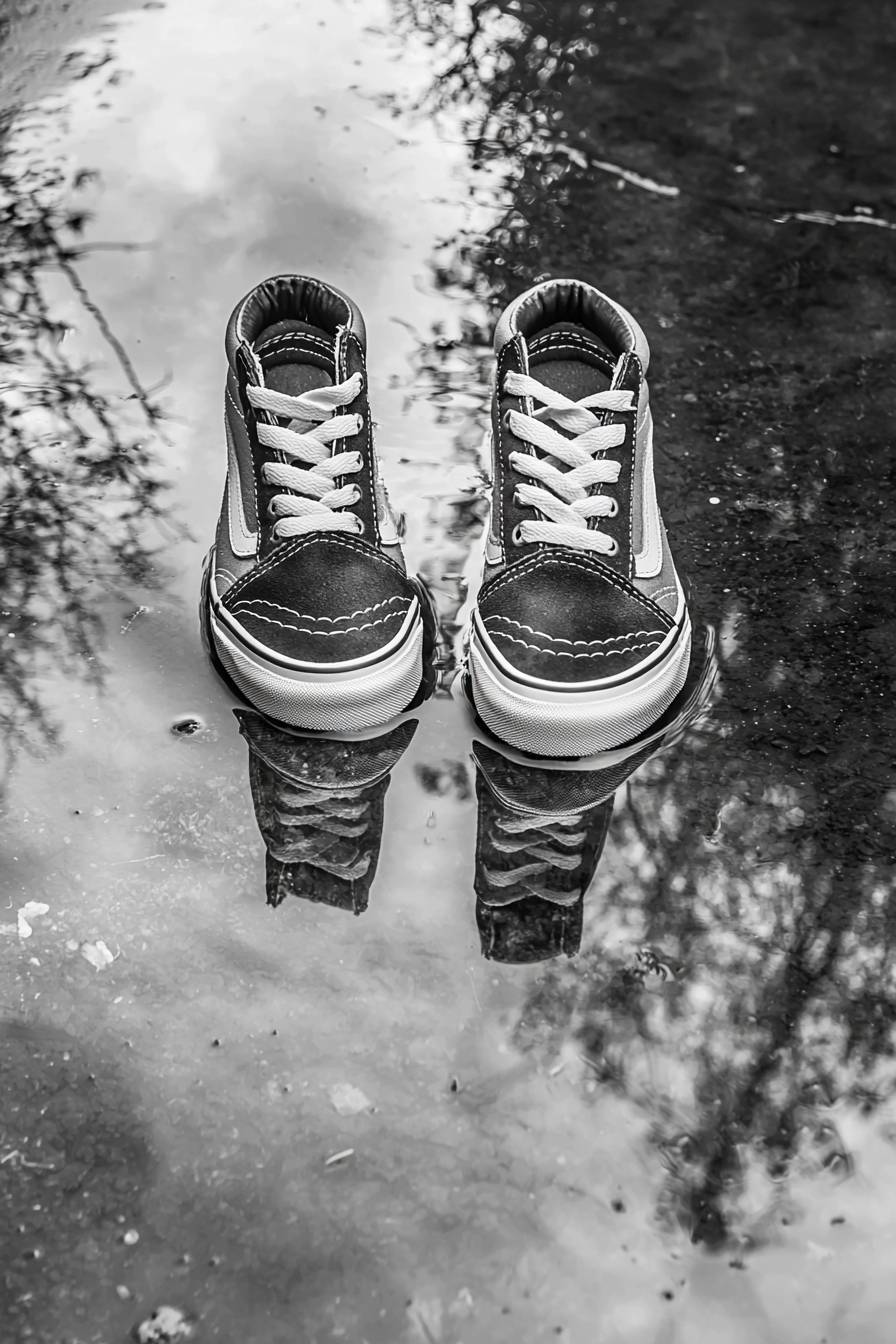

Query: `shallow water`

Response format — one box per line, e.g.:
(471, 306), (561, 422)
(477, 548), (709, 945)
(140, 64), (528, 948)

(2, 1), (896, 1341)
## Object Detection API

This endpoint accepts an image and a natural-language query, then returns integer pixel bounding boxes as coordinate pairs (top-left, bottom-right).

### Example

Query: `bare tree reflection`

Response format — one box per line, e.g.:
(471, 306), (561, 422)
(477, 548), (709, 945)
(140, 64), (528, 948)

(391, 0), (896, 1247)
(1, 107), (170, 785)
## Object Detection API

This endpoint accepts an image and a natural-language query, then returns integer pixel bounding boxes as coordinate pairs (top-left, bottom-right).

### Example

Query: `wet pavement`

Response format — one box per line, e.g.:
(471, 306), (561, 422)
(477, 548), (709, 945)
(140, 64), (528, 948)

(2, 0), (896, 1340)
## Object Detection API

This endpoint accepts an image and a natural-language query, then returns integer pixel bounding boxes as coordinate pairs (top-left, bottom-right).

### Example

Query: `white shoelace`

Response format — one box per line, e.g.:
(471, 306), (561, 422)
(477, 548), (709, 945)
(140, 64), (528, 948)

(504, 370), (634, 555)
(247, 373), (365, 539)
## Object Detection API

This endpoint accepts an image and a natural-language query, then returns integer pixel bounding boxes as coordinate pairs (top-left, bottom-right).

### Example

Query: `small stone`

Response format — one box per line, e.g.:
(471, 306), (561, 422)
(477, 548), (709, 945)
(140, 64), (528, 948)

(116, 1285), (133, 1300)
(171, 717), (204, 737)
(122, 1229), (140, 1246)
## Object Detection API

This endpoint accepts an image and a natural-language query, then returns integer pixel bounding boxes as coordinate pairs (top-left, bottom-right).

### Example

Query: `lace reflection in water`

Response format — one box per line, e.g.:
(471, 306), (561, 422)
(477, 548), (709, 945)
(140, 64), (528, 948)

(236, 711), (417, 914)
(471, 628), (718, 963)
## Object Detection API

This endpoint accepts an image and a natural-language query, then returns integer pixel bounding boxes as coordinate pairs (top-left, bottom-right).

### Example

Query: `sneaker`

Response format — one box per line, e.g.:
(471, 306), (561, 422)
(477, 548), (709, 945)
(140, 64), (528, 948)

(203, 274), (425, 732)
(465, 278), (692, 757)
(236, 709), (417, 914)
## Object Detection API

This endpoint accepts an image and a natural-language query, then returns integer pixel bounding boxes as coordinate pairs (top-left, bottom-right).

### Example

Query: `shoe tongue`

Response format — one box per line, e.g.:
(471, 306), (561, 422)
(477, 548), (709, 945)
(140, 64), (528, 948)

(526, 322), (615, 403)
(253, 318), (335, 398)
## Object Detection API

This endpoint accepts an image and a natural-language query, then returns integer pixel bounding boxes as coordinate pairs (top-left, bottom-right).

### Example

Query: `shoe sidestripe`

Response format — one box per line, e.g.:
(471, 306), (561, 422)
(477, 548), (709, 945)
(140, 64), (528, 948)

(633, 417), (663, 579)
(225, 414), (258, 558)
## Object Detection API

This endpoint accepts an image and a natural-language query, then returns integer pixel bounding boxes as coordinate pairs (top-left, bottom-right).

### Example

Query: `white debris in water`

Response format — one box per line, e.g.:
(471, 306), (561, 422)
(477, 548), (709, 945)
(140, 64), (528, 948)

(324, 1148), (355, 1166)
(591, 157), (680, 198)
(16, 902), (50, 939)
(328, 1083), (374, 1116)
(134, 1305), (194, 1343)
(776, 208), (896, 230)
(80, 939), (115, 970)
(120, 604), (150, 635)
(449, 1287), (475, 1318)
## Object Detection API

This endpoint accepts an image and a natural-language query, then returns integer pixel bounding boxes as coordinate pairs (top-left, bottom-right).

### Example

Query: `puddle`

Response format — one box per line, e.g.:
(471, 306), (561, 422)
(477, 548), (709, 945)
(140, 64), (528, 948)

(2, 1), (896, 1341)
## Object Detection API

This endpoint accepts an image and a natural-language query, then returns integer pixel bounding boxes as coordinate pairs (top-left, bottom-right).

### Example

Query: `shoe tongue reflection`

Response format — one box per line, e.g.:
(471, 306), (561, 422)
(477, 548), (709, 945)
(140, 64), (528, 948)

(237, 712), (416, 791)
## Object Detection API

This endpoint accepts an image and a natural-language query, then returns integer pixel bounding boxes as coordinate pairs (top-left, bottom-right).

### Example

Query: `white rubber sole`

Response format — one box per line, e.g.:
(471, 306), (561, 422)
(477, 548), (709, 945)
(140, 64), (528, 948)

(207, 594), (425, 733)
(467, 608), (692, 758)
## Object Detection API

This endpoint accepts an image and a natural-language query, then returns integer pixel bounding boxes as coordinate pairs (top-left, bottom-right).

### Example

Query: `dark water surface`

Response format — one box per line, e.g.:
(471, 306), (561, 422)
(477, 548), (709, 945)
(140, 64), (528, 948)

(2, 1), (896, 1340)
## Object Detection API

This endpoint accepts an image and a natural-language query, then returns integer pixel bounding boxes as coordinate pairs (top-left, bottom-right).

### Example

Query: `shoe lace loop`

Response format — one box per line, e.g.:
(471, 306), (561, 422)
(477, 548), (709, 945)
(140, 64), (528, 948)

(248, 373), (365, 539)
(482, 811), (586, 906)
(504, 370), (634, 555)
(270, 780), (373, 881)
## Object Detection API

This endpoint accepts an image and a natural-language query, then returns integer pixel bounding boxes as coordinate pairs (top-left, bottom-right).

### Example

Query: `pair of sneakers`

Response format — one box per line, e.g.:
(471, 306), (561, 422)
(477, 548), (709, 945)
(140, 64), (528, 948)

(202, 274), (691, 758)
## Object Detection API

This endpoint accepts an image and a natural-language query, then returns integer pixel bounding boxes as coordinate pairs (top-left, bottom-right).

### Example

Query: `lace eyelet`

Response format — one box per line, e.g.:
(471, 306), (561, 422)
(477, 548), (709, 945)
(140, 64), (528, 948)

(355, 414), (364, 434)
(511, 524), (524, 547)
(353, 517), (366, 537)
(605, 537), (620, 557)
(503, 409), (515, 433)
(605, 497), (619, 518)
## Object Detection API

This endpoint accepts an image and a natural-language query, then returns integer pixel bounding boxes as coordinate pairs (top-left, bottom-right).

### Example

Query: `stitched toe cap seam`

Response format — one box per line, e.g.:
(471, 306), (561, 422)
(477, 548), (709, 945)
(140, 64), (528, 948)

(230, 605), (408, 638)
(483, 626), (664, 661)
(230, 594), (410, 625)
(482, 615), (666, 649)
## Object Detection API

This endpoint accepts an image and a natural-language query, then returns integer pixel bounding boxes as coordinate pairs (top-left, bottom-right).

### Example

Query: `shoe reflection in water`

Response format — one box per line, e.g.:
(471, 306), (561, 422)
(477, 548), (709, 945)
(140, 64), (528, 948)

(236, 711), (417, 914)
(471, 630), (717, 963)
